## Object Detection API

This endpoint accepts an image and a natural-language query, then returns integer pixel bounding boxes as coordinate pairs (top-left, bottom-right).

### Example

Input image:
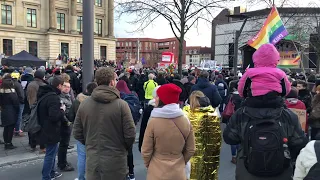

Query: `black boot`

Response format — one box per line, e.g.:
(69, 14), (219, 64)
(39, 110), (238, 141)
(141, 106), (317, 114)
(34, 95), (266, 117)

(4, 143), (17, 150)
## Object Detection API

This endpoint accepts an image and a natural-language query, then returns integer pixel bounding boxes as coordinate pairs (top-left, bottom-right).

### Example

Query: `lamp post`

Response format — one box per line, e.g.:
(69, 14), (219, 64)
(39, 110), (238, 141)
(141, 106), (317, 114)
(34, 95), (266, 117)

(226, 14), (250, 77)
(82, 0), (94, 91)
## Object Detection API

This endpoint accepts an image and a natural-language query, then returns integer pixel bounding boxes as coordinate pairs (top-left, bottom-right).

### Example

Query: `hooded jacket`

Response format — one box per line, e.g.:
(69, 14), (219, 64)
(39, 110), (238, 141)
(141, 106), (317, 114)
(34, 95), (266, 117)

(293, 140), (319, 180)
(73, 85), (136, 180)
(191, 77), (222, 107)
(142, 103), (196, 180)
(37, 85), (65, 145)
(65, 69), (80, 94)
(238, 44), (291, 98)
(223, 93), (308, 180)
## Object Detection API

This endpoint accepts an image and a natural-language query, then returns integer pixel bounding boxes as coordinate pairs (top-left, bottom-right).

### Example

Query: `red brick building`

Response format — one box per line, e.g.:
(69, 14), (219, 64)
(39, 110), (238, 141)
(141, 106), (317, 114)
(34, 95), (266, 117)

(116, 37), (186, 67)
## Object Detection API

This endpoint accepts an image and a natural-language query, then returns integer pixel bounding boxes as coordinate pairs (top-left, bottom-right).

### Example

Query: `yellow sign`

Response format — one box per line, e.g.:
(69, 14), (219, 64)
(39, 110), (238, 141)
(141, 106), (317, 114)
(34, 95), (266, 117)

(278, 51), (299, 68)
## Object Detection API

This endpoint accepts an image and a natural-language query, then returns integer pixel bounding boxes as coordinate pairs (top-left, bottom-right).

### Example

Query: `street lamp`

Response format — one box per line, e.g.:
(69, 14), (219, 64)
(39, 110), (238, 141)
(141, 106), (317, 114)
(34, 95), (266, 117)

(226, 14), (250, 77)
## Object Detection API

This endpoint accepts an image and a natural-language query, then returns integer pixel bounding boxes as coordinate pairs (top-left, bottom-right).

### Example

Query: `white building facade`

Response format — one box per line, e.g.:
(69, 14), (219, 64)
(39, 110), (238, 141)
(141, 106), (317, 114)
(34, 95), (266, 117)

(0, 0), (116, 63)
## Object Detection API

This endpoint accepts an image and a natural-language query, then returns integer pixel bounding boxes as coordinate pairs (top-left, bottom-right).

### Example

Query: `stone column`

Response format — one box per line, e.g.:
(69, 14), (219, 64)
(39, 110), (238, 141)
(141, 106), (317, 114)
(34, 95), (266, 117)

(15, 0), (24, 28)
(49, 0), (57, 31)
(104, 0), (109, 37)
(108, 0), (114, 37)
(70, 0), (77, 34)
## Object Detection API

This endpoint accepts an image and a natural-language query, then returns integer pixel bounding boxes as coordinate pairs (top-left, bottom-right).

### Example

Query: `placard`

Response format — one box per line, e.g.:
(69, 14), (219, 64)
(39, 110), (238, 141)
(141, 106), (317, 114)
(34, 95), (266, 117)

(289, 108), (307, 131)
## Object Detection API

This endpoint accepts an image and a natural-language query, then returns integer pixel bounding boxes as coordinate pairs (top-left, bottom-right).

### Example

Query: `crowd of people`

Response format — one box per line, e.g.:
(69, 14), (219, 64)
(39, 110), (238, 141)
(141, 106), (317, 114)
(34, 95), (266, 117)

(0, 43), (320, 180)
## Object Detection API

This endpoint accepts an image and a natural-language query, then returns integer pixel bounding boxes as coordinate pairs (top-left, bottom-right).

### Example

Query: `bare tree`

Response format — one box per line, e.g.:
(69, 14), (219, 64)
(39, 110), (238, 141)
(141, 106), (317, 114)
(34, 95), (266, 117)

(116, 0), (225, 75)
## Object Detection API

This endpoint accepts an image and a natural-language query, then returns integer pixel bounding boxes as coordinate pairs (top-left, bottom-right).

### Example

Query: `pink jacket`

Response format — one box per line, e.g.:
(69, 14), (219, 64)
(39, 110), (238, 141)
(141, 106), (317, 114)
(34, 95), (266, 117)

(238, 44), (291, 98)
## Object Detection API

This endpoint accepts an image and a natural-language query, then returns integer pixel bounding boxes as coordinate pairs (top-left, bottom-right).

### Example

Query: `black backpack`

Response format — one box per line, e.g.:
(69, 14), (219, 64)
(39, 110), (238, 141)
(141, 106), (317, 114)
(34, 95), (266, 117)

(304, 141), (320, 180)
(22, 92), (56, 134)
(243, 111), (290, 177)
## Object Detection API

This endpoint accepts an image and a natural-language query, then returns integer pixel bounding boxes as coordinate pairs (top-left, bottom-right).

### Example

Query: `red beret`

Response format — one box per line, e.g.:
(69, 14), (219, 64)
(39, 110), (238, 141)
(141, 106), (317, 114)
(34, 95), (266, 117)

(157, 83), (182, 105)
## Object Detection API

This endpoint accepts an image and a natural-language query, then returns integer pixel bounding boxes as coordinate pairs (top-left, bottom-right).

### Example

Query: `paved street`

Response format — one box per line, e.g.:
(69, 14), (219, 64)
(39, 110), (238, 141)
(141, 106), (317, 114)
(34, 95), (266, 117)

(0, 141), (235, 180)
(0, 121), (236, 180)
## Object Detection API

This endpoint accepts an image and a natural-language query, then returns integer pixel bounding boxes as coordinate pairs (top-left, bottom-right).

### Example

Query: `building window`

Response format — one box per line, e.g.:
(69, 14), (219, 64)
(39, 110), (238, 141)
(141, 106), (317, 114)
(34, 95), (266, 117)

(57, 13), (65, 32)
(95, 18), (102, 36)
(3, 39), (12, 56)
(77, 16), (82, 33)
(95, 0), (102, 7)
(77, 0), (83, 3)
(27, 8), (37, 28)
(1, 5), (12, 25)
(100, 46), (106, 60)
(29, 41), (38, 57)
(61, 43), (69, 61)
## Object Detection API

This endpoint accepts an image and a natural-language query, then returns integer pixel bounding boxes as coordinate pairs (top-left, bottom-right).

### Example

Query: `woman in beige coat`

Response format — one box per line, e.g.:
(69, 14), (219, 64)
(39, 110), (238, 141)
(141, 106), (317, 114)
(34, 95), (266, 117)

(142, 83), (196, 180)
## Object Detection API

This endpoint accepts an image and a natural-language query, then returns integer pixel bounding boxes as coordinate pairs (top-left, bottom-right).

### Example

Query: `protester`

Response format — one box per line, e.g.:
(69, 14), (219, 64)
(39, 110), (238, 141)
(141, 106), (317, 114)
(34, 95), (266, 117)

(70, 82), (97, 180)
(141, 83), (196, 180)
(285, 87), (307, 132)
(0, 74), (19, 150)
(116, 79), (139, 180)
(172, 74), (188, 107)
(224, 43), (308, 180)
(73, 67), (136, 180)
(297, 80), (313, 114)
(215, 74), (228, 112)
(138, 86), (160, 152)
(128, 71), (138, 92)
(183, 75), (196, 99)
(223, 80), (242, 164)
(191, 70), (222, 108)
(293, 140), (320, 180)
(38, 76), (65, 180)
(238, 43), (291, 98)
(12, 72), (25, 137)
(26, 69), (47, 152)
(156, 72), (167, 85)
(309, 92), (320, 140)
(143, 73), (158, 103)
(57, 74), (75, 172)
(183, 91), (221, 180)
(65, 65), (80, 94)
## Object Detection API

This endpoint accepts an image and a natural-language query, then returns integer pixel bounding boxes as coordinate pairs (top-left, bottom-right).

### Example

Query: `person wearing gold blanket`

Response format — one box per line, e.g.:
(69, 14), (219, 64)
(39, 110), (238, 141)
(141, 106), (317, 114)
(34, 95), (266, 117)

(183, 91), (222, 180)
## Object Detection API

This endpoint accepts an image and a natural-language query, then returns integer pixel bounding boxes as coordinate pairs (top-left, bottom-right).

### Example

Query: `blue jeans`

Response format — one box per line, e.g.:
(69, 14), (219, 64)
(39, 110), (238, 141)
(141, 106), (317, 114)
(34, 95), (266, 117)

(231, 145), (240, 157)
(15, 104), (24, 132)
(42, 143), (59, 180)
(77, 141), (86, 180)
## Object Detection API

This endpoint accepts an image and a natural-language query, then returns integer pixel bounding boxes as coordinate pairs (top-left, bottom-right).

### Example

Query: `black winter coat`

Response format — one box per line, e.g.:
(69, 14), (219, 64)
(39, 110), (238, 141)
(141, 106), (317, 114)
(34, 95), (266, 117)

(0, 89), (19, 126)
(183, 82), (194, 99)
(37, 85), (65, 145)
(172, 79), (188, 102)
(223, 93), (308, 180)
(298, 89), (313, 113)
(65, 70), (80, 94)
(138, 104), (154, 152)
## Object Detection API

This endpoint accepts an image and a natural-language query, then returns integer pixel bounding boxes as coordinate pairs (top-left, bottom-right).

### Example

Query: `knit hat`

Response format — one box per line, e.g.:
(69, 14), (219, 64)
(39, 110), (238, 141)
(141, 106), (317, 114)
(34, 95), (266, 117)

(34, 69), (45, 79)
(253, 43), (280, 68)
(286, 87), (298, 98)
(25, 67), (33, 75)
(156, 83), (182, 105)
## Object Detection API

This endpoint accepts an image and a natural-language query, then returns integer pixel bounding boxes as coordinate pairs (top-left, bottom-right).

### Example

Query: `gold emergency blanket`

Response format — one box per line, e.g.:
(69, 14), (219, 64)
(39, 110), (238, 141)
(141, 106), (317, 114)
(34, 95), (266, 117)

(183, 106), (222, 180)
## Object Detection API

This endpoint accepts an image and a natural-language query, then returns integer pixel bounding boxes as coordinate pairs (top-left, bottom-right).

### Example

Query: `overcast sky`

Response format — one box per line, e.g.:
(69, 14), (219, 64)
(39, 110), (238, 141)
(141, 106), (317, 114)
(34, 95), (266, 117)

(114, 0), (317, 47)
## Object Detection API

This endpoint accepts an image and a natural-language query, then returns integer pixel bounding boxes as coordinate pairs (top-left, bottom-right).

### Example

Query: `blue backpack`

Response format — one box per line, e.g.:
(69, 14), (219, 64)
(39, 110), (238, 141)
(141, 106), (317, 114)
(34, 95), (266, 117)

(121, 92), (142, 124)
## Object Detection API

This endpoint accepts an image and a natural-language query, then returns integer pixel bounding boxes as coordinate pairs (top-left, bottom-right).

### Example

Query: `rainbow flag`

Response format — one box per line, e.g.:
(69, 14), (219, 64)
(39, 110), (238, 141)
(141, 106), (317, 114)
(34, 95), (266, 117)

(247, 6), (288, 49)
(293, 55), (301, 63)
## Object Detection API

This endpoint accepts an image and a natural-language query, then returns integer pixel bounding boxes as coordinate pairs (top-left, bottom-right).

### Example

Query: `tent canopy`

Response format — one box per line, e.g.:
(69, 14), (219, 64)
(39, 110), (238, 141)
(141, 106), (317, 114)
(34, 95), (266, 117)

(1, 50), (46, 67)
